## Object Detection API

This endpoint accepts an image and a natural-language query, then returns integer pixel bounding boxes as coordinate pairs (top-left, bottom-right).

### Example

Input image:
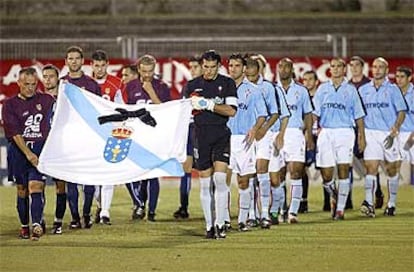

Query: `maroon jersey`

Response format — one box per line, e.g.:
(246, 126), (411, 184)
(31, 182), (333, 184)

(61, 73), (102, 96)
(125, 78), (170, 104)
(349, 75), (371, 90)
(2, 93), (55, 142)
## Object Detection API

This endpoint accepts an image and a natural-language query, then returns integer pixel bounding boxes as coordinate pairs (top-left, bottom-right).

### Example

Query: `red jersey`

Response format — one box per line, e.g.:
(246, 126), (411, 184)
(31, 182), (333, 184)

(95, 74), (122, 102)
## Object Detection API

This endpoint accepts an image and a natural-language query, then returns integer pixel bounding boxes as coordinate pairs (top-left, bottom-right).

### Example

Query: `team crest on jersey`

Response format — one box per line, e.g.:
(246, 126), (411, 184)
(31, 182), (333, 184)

(103, 125), (134, 163)
(36, 104), (42, 111)
(105, 88), (111, 94)
(213, 96), (224, 104)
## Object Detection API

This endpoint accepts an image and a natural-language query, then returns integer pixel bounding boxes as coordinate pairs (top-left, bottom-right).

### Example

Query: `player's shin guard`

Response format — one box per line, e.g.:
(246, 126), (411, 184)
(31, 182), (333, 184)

(17, 196), (29, 226)
(30, 192), (43, 225)
(148, 178), (159, 214)
(67, 182), (80, 221)
(83, 185), (95, 216)
(288, 179), (303, 215)
(238, 187), (251, 224)
(248, 177), (256, 220)
(364, 175), (377, 206)
(257, 173), (271, 219)
(180, 173), (191, 210)
(100, 185), (114, 218)
(323, 180), (337, 198)
(387, 175), (399, 208)
(55, 193), (67, 221)
(270, 186), (282, 214)
(213, 172), (227, 227)
(199, 176), (213, 230)
(337, 179), (350, 212)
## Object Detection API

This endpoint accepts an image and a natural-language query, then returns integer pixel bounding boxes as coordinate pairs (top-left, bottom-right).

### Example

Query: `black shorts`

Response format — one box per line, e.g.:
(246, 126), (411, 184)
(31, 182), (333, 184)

(193, 124), (231, 171)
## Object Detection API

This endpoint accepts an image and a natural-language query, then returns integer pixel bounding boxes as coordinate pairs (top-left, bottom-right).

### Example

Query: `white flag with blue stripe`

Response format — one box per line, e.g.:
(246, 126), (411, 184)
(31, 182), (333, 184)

(38, 82), (192, 185)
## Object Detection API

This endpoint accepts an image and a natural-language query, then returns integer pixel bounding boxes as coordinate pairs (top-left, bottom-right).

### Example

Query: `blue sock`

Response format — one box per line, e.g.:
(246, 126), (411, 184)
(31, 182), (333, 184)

(17, 196), (29, 226)
(83, 185), (95, 216)
(180, 173), (191, 210)
(125, 182), (142, 206)
(349, 167), (354, 184)
(148, 178), (159, 214)
(42, 190), (46, 220)
(55, 193), (67, 220)
(30, 192), (43, 225)
(139, 180), (148, 206)
(67, 182), (80, 221)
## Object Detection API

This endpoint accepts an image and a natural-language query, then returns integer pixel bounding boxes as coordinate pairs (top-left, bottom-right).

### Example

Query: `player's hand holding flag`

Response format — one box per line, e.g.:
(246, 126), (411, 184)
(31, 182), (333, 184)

(191, 96), (215, 111)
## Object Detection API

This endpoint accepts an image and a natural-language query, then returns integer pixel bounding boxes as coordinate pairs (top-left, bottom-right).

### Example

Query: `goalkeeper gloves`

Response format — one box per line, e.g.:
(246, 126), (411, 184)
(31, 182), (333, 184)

(191, 96), (215, 111)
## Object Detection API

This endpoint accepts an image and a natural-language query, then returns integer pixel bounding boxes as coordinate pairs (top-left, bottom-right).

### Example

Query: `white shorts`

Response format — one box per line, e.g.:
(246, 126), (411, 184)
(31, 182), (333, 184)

(364, 129), (401, 162)
(255, 130), (273, 160)
(316, 128), (355, 168)
(280, 128), (306, 163)
(230, 135), (256, 176)
(268, 131), (286, 172)
(398, 132), (414, 164)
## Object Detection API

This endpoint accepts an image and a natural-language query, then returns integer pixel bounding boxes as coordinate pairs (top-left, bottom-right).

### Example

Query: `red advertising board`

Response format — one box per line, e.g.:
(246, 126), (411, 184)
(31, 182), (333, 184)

(1, 57), (413, 103)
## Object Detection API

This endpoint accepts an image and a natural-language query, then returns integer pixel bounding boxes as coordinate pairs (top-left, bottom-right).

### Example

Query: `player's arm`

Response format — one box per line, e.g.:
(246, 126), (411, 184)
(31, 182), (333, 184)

(191, 93), (237, 117)
(256, 112), (279, 141)
(355, 117), (366, 153)
(304, 112), (315, 150)
(142, 81), (162, 104)
(390, 111), (406, 137)
(13, 135), (38, 167)
(275, 116), (289, 151)
(246, 116), (266, 147)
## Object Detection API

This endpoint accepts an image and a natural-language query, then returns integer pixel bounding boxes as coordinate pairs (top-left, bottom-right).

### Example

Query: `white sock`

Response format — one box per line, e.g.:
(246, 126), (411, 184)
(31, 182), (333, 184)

(257, 173), (271, 219)
(94, 185), (101, 209)
(364, 175), (377, 206)
(213, 172), (227, 228)
(387, 175), (399, 208)
(323, 180), (336, 198)
(199, 176), (213, 230)
(255, 182), (260, 219)
(100, 185), (114, 218)
(224, 184), (231, 222)
(270, 186), (282, 213)
(288, 179), (302, 215)
(336, 179), (350, 212)
(238, 187), (251, 224)
(248, 177), (256, 220)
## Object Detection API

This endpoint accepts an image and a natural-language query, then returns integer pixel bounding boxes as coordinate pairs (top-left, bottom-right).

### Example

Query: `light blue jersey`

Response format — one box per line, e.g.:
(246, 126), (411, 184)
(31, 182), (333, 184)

(313, 79), (365, 128)
(359, 79), (408, 131)
(269, 85), (291, 132)
(227, 78), (268, 135)
(400, 83), (414, 132)
(275, 80), (313, 129)
(256, 75), (279, 118)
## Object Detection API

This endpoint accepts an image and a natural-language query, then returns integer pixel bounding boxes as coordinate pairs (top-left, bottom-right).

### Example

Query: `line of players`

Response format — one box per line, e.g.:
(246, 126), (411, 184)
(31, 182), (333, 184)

(184, 52), (413, 239)
(3, 46), (413, 241)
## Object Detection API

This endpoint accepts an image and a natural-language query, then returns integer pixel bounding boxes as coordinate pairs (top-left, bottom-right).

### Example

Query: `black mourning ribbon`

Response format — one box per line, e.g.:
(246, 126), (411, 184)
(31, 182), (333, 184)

(98, 108), (157, 127)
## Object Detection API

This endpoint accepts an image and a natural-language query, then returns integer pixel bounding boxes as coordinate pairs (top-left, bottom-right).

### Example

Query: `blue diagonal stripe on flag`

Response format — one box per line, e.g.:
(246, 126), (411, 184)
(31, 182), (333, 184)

(63, 83), (182, 175)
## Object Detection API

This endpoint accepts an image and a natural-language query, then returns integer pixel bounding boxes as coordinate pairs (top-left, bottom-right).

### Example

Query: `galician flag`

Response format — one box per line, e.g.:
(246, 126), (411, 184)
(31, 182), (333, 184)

(37, 82), (192, 185)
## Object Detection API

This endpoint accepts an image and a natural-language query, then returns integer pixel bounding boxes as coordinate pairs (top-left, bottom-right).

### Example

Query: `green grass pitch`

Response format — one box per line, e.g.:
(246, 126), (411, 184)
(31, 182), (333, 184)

(1, 181), (413, 272)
